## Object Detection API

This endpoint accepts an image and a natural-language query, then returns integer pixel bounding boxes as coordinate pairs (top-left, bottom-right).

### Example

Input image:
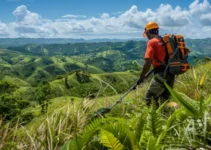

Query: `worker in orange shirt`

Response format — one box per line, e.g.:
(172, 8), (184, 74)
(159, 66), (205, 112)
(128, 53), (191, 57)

(137, 22), (175, 107)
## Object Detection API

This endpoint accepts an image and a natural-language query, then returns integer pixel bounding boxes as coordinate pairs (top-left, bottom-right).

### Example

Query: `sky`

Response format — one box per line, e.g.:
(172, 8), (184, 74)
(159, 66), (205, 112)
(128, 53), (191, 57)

(0, 0), (210, 39)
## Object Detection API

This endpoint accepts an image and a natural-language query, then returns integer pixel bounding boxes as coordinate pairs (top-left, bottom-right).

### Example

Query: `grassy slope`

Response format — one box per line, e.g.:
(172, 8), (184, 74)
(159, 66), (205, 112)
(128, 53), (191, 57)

(2, 60), (209, 150)
(21, 71), (140, 129)
(174, 60), (211, 100)
(23, 60), (211, 131)
(0, 49), (104, 84)
(49, 71), (139, 97)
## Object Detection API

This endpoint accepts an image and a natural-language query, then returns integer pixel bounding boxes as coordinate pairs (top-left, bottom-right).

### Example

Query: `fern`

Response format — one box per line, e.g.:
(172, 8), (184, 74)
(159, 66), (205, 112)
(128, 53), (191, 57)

(79, 118), (106, 149)
(134, 108), (149, 140)
(139, 130), (152, 150)
(146, 107), (164, 137)
(83, 118), (105, 133)
(147, 136), (162, 150)
(100, 129), (124, 150)
(62, 117), (140, 150)
(100, 117), (139, 150)
(139, 107), (164, 149)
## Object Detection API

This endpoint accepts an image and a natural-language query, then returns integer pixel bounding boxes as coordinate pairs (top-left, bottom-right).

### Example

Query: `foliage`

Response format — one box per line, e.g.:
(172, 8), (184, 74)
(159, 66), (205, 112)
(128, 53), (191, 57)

(0, 81), (17, 94)
(34, 81), (52, 113)
(100, 129), (124, 150)
(0, 94), (29, 120)
(0, 81), (29, 121)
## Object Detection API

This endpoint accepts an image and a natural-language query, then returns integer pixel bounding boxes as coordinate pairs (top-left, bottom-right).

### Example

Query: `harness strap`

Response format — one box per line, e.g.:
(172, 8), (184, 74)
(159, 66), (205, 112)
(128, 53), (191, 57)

(163, 46), (180, 77)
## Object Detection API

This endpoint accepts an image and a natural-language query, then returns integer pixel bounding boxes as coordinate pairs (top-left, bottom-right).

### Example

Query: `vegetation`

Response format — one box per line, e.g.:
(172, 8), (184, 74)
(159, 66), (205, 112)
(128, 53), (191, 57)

(0, 40), (211, 149)
(0, 60), (210, 149)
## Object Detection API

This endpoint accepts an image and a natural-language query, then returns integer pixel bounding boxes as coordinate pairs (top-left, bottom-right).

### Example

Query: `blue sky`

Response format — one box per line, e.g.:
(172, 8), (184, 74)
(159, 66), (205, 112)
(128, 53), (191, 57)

(0, 0), (210, 39)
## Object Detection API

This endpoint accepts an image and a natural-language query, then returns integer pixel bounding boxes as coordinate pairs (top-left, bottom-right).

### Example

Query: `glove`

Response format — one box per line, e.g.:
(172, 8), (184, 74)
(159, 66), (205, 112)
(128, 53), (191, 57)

(136, 77), (144, 85)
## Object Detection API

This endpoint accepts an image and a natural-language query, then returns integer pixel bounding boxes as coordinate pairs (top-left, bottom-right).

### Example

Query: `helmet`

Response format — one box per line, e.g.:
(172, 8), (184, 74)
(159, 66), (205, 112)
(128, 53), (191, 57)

(143, 22), (159, 38)
(145, 22), (159, 30)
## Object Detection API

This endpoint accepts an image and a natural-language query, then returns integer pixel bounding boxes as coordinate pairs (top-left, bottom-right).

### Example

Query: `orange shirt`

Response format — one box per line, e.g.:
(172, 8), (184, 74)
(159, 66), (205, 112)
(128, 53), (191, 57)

(144, 37), (166, 68)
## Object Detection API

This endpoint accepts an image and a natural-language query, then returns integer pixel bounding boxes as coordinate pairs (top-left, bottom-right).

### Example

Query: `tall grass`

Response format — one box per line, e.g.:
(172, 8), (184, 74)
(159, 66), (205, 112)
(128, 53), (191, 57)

(0, 98), (97, 150)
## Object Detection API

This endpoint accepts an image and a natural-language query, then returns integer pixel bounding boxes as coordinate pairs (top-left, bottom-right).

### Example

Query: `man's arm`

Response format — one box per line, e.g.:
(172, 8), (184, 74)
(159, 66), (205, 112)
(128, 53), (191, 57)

(140, 58), (152, 78)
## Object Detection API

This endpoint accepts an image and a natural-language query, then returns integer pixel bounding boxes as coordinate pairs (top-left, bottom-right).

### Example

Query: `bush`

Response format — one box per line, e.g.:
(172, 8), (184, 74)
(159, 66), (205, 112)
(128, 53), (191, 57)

(0, 94), (29, 120)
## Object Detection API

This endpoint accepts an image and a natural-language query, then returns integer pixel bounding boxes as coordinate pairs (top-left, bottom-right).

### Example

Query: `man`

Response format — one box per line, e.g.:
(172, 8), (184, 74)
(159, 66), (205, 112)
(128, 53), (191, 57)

(138, 21), (175, 107)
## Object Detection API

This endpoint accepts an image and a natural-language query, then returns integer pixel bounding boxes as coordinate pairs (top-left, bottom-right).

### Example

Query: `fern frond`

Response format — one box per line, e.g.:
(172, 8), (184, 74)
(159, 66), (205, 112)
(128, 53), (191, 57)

(146, 107), (164, 137)
(83, 118), (105, 133)
(135, 108), (149, 140)
(139, 130), (152, 150)
(100, 129), (124, 150)
(139, 107), (164, 149)
(81, 118), (107, 149)
(101, 117), (139, 150)
(147, 136), (162, 150)
(156, 100), (168, 113)
(61, 118), (106, 150)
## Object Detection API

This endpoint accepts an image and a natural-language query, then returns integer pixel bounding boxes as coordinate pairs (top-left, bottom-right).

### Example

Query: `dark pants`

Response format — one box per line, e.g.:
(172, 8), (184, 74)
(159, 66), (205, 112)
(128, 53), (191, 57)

(145, 71), (175, 107)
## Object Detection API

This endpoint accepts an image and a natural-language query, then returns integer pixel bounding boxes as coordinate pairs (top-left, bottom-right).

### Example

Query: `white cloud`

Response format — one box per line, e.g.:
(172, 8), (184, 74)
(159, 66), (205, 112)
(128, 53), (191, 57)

(62, 14), (87, 19)
(0, 1), (211, 39)
(200, 13), (211, 25)
(0, 22), (10, 36)
(189, 0), (211, 15)
(12, 5), (41, 24)
(156, 4), (191, 26)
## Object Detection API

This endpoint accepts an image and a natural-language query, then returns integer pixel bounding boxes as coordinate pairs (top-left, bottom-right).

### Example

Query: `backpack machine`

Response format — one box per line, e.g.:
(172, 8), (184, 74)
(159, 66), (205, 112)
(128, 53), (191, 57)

(162, 34), (190, 76)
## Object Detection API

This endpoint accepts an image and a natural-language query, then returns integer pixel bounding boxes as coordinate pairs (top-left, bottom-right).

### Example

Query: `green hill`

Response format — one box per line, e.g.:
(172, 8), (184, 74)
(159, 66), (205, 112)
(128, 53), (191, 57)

(0, 49), (104, 84)
(50, 71), (139, 98)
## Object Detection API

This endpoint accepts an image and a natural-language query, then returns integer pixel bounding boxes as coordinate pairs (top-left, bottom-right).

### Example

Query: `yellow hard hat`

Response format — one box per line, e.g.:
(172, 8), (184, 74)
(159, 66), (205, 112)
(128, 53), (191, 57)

(143, 22), (159, 38)
(145, 22), (159, 30)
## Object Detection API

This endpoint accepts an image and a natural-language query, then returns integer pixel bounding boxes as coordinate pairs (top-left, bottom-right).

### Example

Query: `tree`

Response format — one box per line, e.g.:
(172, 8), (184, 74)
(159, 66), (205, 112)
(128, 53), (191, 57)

(0, 81), (29, 120)
(0, 81), (17, 94)
(0, 94), (29, 120)
(35, 81), (51, 113)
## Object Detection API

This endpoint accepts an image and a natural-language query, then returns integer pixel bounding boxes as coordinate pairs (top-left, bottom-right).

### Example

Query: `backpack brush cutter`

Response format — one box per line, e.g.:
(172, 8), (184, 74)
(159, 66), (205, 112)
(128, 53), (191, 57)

(92, 68), (158, 118)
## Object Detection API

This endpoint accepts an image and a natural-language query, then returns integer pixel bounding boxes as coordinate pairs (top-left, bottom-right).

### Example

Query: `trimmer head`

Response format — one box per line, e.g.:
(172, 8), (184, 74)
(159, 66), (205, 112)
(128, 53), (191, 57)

(92, 108), (111, 118)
